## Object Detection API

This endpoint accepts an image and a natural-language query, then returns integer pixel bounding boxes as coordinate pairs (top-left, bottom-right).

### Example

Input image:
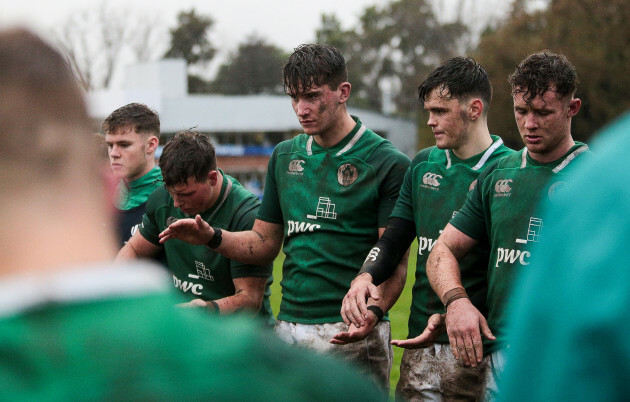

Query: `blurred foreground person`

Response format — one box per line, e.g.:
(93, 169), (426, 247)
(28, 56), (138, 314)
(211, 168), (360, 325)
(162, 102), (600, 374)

(0, 27), (386, 401)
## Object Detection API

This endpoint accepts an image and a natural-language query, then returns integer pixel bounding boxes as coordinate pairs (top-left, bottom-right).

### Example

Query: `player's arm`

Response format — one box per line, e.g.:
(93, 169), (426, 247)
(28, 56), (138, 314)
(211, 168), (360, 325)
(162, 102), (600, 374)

(116, 231), (162, 260)
(426, 223), (494, 367)
(331, 226), (411, 345)
(158, 216), (283, 266)
(341, 217), (416, 327)
(179, 276), (267, 315)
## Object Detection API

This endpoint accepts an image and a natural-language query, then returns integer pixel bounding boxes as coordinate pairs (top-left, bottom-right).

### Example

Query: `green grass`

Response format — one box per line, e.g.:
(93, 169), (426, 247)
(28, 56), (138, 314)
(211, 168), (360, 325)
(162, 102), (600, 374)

(269, 241), (418, 396)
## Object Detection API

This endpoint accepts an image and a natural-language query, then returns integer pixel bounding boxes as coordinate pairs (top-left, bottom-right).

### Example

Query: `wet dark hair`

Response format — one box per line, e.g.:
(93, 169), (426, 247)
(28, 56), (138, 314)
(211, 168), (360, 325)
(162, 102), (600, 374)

(159, 130), (216, 187)
(102, 103), (160, 138)
(418, 56), (492, 110)
(509, 51), (579, 104)
(283, 43), (348, 95)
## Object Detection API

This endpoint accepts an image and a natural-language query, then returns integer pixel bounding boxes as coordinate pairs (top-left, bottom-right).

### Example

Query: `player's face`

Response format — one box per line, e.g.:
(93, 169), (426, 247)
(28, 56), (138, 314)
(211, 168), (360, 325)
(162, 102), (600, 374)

(167, 176), (214, 216)
(288, 82), (346, 138)
(513, 86), (580, 163)
(424, 88), (470, 151)
(106, 126), (156, 182)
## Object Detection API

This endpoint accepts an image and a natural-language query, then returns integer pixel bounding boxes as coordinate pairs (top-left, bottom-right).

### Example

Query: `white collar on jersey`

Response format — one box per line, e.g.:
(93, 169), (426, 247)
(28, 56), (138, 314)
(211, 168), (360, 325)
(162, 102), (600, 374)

(0, 261), (170, 318)
(520, 145), (589, 173)
(306, 124), (368, 156)
(444, 137), (504, 170)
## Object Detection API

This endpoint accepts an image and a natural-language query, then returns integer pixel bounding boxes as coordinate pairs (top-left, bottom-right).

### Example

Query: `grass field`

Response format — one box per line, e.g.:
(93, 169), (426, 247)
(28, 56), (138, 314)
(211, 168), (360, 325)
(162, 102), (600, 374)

(269, 241), (418, 396)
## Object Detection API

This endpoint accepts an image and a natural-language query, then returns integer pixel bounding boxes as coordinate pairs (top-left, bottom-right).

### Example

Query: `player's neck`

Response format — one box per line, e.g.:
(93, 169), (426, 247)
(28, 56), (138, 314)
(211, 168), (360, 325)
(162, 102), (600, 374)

(452, 124), (493, 160)
(124, 159), (156, 184)
(312, 112), (356, 148)
(0, 199), (118, 277)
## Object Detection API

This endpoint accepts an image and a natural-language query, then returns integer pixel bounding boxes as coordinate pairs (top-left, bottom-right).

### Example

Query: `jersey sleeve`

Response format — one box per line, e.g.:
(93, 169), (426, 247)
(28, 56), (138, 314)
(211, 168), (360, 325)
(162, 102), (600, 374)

(449, 160), (498, 241)
(390, 148), (432, 222)
(370, 142), (411, 228)
(230, 197), (273, 279)
(256, 145), (284, 224)
(138, 186), (166, 246)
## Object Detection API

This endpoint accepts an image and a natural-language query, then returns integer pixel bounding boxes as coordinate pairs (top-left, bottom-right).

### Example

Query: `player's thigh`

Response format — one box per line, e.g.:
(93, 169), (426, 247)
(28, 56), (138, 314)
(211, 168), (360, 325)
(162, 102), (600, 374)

(396, 344), (487, 402)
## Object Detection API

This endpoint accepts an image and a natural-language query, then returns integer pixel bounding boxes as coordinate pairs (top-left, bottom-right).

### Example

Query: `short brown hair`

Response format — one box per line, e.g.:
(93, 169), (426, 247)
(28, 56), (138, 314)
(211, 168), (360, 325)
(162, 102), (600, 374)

(102, 103), (160, 139)
(159, 130), (217, 187)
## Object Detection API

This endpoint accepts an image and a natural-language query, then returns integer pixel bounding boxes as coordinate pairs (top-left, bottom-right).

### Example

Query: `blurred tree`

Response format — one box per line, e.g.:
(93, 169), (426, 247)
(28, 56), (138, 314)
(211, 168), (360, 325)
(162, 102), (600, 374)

(474, 4), (547, 148)
(211, 35), (286, 95)
(315, 0), (467, 119)
(476, 0), (630, 146)
(164, 9), (216, 93)
(55, 3), (166, 90)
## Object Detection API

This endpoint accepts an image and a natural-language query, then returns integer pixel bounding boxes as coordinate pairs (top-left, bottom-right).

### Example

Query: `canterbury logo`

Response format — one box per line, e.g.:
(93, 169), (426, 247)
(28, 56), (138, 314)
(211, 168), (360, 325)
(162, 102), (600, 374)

(364, 247), (380, 263)
(495, 179), (513, 193)
(289, 160), (305, 172)
(422, 173), (442, 187)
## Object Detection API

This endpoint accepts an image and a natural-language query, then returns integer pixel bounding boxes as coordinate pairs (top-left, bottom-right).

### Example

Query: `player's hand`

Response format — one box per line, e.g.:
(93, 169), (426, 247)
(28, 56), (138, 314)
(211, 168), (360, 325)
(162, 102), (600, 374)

(341, 273), (381, 327)
(159, 215), (213, 245)
(445, 298), (495, 367)
(391, 313), (445, 349)
(330, 311), (378, 345)
(176, 299), (208, 308)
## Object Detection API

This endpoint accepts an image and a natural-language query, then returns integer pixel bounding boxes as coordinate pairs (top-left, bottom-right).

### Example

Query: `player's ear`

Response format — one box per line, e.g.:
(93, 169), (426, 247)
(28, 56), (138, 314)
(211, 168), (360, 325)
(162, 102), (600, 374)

(567, 98), (581, 117)
(337, 82), (351, 104)
(468, 98), (483, 121)
(208, 170), (218, 186)
(146, 135), (159, 153)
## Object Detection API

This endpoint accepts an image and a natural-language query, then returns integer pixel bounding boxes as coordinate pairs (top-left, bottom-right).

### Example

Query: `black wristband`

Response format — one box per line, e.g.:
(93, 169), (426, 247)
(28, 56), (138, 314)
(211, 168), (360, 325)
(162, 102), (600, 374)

(208, 300), (220, 314)
(367, 305), (384, 322)
(206, 227), (223, 249)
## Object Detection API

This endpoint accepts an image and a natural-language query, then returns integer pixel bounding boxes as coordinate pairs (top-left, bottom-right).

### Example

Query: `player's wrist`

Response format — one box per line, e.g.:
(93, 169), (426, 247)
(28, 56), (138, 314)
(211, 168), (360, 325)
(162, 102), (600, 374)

(442, 287), (469, 310)
(206, 300), (220, 314)
(366, 305), (384, 323)
(206, 227), (223, 249)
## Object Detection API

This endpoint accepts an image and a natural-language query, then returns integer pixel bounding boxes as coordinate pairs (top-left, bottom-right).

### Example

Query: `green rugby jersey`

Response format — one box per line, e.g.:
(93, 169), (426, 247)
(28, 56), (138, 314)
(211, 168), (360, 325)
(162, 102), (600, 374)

(390, 136), (513, 341)
(451, 142), (590, 354)
(139, 171), (274, 325)
(0, 263), (386, 401)
(258, 116), (410, 323)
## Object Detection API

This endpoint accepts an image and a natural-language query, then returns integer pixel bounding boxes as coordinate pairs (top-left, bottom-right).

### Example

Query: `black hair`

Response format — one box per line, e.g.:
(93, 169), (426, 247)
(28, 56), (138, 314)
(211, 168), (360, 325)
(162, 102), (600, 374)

(418, 56), (492, 109)
(283, 43), (348, 95)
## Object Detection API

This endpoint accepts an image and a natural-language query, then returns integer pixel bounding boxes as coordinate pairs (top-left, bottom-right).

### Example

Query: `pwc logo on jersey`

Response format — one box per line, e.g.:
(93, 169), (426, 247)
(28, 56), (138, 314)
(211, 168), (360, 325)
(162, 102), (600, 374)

(287, 221), (321, 237)
(495, 217), (543, 268)
(420, 172), (442, 191)
(338, 163), (358, 186)
(287, 159), (305, 176)
(494, 179), (513, 197)
(172, 275), (204, 296)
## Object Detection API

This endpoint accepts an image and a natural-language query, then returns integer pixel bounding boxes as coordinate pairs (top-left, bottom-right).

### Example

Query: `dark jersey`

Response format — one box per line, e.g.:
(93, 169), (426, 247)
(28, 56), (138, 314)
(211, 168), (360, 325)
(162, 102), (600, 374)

(391, 136), (513, 340)
(257, 116), (410, 323)
(115, 166), (162, 246)
(139, 171), (274, 326)
(451, 143), (590, 354)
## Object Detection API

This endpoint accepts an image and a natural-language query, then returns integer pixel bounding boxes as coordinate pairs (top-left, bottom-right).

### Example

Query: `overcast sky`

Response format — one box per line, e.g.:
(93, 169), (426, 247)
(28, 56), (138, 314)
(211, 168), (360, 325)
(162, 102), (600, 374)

(0, 0), (394, 51)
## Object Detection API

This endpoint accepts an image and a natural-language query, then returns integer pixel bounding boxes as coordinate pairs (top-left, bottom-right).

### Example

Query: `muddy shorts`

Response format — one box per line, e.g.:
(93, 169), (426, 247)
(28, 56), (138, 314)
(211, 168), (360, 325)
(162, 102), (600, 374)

(274, 319), (393, 389)
(395, 344), (487, 401)
(481, 348), (506, 401)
